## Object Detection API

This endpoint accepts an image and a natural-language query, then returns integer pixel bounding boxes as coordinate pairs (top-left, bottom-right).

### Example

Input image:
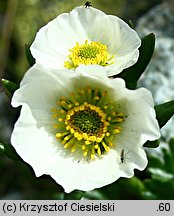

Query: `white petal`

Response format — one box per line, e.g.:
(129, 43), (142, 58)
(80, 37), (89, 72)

(11, 65), (160, 192)
(30, 6), (141, 73)
(108, 16), (141, 54)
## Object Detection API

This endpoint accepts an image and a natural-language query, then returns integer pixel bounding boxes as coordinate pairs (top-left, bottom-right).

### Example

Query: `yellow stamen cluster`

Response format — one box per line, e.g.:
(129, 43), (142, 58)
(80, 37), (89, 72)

(51, 87), (125, 160)
(64, 40), (114, 69)
(65, 102), (109, 143)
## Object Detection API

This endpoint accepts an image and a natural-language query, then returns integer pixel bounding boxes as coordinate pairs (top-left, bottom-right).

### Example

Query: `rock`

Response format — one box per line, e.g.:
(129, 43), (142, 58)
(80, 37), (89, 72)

(136, 2), (174, 141)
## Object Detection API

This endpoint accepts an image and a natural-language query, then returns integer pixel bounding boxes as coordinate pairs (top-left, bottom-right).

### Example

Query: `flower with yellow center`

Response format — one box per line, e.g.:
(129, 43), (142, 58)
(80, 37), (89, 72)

(64, 40), (114, 69)
(11, 65), (160, 193)
(30, 6), (141, 76)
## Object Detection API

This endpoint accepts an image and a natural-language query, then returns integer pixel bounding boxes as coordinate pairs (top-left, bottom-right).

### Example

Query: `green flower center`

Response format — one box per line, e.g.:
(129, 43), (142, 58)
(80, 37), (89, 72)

(64, 40), (114, 69)
(70, 109), (103, 134)
(51, 87), (125, 160)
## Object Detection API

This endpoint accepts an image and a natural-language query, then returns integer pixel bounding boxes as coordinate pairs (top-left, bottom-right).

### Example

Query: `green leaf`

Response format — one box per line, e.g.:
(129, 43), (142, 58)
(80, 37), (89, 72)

(25, 44), (35, 67)
(2, 79), (19, 97)
(63, 190), (85, 200)
(143, 138), (174, 199)
(155, 100), (174, 128)
(0, 142), (21, 161)
(115, 33), (155, 89)
(144, 139), (160, 148)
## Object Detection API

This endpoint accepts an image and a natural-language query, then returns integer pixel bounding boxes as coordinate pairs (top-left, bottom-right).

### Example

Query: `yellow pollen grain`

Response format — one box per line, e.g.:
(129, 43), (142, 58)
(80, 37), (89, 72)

(97, 147), (101, 155)
(91, 154), (95, 160)
(75, 102), (79, 106)
(66, 125), (71, 130)
(102, 142), (110, 152)
(82, 133), (88, 140)
(58, 118), (64, 122)
(83, 149), (88, 157)
(64, 142), (72, 149)
(116, 117), (124, 122)
(85, 140), (91, 145)
(109, 142), (115, 147)
(64, 135), (71, 141)
(68, 104), (72, 108)
(77, 134), (83, 141)
(70, 128), (75, 134)
(74, 132), (79, 138)
(66, 115), (71, 120)
(96, 137), (102, 143)
(114, 129), (120, 134)
(71, 145), (76, 152)
(88, 136), (96, 142)
(74, 107), (79, 112)
(60, 101), (67, 106)
(56, 133), (62, 138)
(82, 145), (86, 150)
(94, 144), (98, 149)
(106, 132), (110, 137)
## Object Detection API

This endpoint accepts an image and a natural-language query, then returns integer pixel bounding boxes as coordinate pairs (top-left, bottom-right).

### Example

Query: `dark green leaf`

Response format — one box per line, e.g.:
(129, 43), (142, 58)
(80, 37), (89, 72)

(115, 33), (155, 89)
(53, 192), (64, 200)
(25, 44), (35, 67)
(144, 139), (160, 148)
(141, 191), (157, 200)
(2, 79), (19, 97)
(143, 138), (174, 199)
(155, 100), (174, 128)
(0, 142), (21, 161)
(63, 190), (85, 200)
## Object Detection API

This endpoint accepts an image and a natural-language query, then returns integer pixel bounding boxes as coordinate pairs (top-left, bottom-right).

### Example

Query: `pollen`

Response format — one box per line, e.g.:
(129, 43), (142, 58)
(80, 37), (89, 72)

(64, 40), (114, 69)
(51, 86), (125, 161)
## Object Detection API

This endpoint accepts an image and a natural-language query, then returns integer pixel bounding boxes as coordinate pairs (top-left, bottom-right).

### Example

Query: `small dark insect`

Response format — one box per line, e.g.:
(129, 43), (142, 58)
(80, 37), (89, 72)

(85, 1), (92, 8)
(120, 149), (130, 164)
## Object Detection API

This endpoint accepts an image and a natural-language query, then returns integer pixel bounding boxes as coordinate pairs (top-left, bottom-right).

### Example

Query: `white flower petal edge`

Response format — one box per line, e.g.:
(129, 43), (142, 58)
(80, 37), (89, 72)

(11, 64), (160, 193)
(30, 6), (141, 75)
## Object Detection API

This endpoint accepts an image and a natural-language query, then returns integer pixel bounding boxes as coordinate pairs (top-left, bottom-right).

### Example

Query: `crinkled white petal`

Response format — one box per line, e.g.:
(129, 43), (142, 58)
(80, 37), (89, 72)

(30, 6), (141, 75)
(11, 64), (160, 192)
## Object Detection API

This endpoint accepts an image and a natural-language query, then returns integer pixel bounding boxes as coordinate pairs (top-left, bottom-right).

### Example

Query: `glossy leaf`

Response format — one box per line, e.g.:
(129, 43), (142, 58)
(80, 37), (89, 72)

(2, 79), (19, 97)
(143, 138), (174, 199)
(155, 100), (174, 128)
(115, 33), (155, 89)
(63, 190), (85, 200)
(144, 139), (160, 148)
(0, 142), (21, 161)
(25, 44), (35, 67)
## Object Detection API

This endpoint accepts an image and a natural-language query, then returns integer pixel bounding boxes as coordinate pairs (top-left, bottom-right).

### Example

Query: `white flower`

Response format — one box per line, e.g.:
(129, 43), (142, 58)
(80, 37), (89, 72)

(11, 64), (160, 193)
(30, 6), (141, 76)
